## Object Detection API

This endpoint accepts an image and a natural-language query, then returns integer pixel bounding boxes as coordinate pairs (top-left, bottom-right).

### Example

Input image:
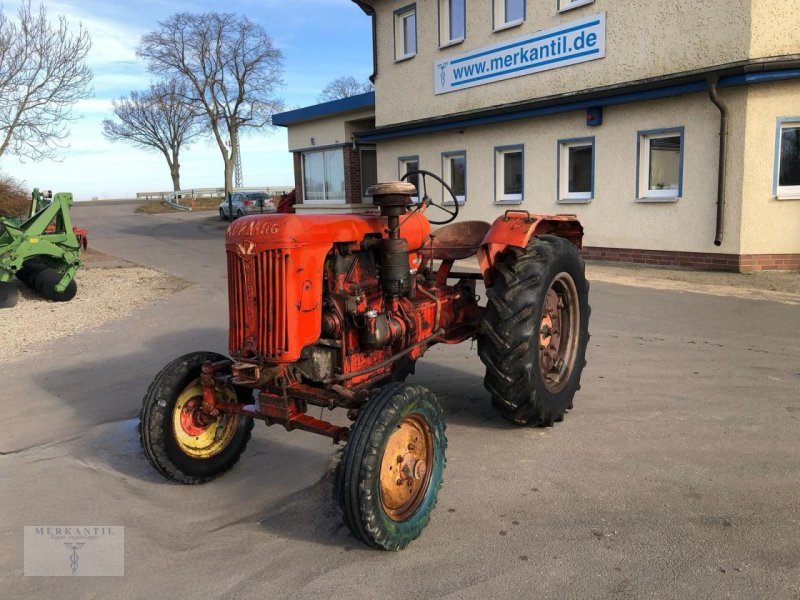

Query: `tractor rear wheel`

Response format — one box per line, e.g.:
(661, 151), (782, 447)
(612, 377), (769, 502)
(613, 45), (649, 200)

(0, 282), (19, 308)
(34, 268), (77, 302)
(478, 235), (590, 426)
(336, 383), (446, 550)
(139, 351), (254, 484)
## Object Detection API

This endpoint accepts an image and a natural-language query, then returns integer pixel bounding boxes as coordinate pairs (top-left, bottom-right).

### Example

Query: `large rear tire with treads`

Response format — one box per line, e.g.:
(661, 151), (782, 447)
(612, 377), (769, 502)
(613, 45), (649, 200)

(478, 235), (590, 426)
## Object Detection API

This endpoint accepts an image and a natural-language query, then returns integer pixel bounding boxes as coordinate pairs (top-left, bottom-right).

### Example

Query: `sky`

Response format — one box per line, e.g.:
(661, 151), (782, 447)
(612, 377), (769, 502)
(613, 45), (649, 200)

(0, 0), (373, 200)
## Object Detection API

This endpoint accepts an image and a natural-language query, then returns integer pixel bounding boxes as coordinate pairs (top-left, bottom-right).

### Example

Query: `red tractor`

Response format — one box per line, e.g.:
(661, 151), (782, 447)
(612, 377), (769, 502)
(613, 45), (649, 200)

(140, 172), (590, 550)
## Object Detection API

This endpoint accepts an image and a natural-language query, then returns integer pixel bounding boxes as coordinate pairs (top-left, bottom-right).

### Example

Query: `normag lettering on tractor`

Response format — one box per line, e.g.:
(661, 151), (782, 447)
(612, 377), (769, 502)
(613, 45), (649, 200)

(140, 171), (590, 550)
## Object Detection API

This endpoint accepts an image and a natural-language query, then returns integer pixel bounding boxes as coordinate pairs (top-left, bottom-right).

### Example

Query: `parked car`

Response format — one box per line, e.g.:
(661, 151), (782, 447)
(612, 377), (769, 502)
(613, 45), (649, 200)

(219, 192), (276, 220)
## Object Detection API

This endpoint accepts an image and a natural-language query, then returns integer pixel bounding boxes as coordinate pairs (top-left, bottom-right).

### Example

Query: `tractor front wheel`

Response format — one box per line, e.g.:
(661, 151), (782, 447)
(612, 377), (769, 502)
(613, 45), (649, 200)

(336, 383), (446, 550)
(139, 351), (254, 484)
(478, 235), (590, 426)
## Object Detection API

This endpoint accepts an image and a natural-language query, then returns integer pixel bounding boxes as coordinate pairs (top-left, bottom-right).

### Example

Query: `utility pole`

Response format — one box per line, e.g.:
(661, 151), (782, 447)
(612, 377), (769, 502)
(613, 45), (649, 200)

(233, 129), (243, 188)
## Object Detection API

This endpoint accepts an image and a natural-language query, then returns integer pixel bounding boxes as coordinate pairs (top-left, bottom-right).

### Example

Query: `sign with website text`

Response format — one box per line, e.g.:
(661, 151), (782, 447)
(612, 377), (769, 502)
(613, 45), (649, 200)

(434, 13), (606, 95)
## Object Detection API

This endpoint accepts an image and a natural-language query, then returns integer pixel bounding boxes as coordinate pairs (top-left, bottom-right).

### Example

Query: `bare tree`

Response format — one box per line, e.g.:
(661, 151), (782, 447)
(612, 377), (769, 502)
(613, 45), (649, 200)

(0, 1), (92, 162)
(319, 76), (373, 102)
(102, 80), (203, 191)
(137, 12), (284, 198)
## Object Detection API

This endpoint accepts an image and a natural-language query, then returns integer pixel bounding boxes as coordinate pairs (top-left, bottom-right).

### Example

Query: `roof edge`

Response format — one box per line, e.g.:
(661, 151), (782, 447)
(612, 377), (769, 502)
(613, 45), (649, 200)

(273, 92), (375, 127)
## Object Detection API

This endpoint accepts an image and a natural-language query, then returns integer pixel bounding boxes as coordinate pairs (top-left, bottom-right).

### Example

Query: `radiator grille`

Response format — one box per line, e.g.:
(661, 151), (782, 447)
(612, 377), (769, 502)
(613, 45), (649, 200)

(227, 249), (289, 360)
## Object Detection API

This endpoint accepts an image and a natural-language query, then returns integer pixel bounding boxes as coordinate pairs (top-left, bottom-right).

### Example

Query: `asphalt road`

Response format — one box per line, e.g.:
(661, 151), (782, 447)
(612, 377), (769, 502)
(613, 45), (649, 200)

(1, 203), (799, 599)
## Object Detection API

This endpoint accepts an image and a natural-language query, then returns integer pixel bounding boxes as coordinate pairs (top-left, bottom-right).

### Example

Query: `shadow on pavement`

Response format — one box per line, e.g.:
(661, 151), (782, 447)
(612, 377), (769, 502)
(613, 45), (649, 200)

(30, 326), (229, 434)
(114, 214), (228, 242)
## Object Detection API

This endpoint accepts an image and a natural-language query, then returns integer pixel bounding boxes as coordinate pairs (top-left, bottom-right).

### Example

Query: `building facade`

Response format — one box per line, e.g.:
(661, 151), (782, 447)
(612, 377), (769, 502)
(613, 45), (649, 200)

(273, 94), (378, 214)
(346, 0), (800, 271)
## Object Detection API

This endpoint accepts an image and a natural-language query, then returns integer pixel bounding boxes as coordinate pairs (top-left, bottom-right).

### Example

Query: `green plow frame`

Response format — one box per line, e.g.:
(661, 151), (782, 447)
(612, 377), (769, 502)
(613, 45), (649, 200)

(0, 188), (85, 306)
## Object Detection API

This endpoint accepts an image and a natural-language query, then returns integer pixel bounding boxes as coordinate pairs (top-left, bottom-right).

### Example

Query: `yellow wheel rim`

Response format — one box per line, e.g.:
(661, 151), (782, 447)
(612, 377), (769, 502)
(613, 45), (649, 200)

(171, 379), (240, 459)
(379, 414), (434, 522)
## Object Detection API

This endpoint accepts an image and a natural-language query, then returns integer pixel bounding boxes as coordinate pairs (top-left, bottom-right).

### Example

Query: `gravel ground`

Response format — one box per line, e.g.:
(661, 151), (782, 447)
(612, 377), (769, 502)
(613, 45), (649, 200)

(0, 254), (186, 363)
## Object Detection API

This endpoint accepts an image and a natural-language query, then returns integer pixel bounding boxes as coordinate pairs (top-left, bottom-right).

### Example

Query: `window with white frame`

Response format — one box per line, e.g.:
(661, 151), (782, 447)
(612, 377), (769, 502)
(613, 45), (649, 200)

(775, 119), (800, 197)
(442, 151), (466, 203)
(495, 145), (523, 202)
(493, 0), (524, 30)
(637, 129), (683, 200)
(557, 0), (594, 13)
(439, 0), (465, 46)
(302, 148), (345, 203)
(394, 5), (417, 61)
(398, 156), (420, 202)
(558, 138), (594, 202)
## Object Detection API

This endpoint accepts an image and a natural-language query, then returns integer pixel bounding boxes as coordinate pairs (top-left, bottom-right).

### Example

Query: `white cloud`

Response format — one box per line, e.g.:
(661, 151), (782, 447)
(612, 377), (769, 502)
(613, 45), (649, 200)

(72, 98), (113, 114)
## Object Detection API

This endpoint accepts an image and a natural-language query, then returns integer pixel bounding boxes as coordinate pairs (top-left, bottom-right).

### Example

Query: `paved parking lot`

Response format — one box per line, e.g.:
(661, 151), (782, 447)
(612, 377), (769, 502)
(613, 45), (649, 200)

(1, 203), (799, 599)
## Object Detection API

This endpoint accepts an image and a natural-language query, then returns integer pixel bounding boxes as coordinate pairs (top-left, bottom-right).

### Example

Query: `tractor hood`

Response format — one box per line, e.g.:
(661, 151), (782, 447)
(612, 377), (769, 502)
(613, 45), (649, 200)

(225, 211), (431, 250)
(224, 210), (432, 364)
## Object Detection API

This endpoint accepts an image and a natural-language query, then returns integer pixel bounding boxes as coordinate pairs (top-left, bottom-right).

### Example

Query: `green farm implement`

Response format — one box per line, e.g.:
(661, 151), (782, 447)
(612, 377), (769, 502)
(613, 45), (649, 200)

(0, 188), (87, 307)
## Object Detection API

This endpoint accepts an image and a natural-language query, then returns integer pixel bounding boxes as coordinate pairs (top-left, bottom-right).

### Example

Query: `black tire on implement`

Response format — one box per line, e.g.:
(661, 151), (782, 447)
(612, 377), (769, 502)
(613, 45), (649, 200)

(139, 351), (254, 484)
(336, 383), (446, 550)
(478, 235), (590, 426)
(34, 268), (77, 302)
(0, 281), (19, 308)
(16, 259), (47, 288)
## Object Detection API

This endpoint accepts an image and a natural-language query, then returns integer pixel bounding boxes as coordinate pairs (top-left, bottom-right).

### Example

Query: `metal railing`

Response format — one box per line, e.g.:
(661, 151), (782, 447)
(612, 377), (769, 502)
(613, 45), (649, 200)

(136, 186), (294, 202)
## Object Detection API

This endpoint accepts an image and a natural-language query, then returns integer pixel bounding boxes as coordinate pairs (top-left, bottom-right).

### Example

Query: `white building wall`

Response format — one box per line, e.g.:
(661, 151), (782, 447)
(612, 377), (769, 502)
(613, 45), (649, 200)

(374, 0), (754, 126)
(376, 91), (749, 254)
(739, 81), (800, 255)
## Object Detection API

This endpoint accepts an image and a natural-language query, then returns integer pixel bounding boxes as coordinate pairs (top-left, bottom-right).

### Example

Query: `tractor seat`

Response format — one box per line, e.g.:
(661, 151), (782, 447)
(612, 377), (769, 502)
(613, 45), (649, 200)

(418, 220), (491, 261)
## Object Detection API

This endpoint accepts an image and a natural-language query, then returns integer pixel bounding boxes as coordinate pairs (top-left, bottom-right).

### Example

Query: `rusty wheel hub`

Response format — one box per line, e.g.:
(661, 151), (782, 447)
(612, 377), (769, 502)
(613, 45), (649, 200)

(538, 272), (580, 394)
(379, 414), (434, 522)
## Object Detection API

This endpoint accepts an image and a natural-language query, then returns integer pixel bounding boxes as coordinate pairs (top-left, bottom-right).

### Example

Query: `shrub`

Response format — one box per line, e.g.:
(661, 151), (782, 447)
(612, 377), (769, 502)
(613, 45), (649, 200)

(0, 173), (30, 218)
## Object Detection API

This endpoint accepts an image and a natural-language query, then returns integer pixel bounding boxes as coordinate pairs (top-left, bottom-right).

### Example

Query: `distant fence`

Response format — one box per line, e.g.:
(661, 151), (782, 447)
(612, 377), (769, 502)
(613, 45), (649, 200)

(136, 186), (294, 202)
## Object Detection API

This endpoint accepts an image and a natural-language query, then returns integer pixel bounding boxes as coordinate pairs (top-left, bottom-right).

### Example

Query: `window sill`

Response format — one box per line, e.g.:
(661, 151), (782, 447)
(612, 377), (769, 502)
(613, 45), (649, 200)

(557, 0), (594, 13)
(494, 199), (524, 205)
(635, 196), (680, 203)
(493, 18), (523, 33)
(394, 53), (416, 63)
(558, 197), (593, 204)
(775, 194), (800, 200)
(439, 37), (464, 50)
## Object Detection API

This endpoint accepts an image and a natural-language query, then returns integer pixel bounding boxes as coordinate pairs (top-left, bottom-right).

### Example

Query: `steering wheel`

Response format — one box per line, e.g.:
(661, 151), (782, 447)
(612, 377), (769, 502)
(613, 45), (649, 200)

(400, 169), (460, 225)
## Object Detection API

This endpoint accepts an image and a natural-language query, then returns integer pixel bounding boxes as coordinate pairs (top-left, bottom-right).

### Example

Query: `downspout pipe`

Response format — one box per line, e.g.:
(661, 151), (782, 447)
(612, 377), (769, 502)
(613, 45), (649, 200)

(353, 1), (378, 83)
(707, 76), (728, 247)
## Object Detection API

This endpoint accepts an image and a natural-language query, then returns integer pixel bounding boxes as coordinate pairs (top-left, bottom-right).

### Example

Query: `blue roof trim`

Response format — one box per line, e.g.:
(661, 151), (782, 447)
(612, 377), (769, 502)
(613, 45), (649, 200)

(356, 69), (800, 142)
(273, 92), (375, 127)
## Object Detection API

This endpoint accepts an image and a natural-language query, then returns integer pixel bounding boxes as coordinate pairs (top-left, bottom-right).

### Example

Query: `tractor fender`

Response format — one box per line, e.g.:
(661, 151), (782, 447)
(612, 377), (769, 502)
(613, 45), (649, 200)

(477, 210), (583, 285)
